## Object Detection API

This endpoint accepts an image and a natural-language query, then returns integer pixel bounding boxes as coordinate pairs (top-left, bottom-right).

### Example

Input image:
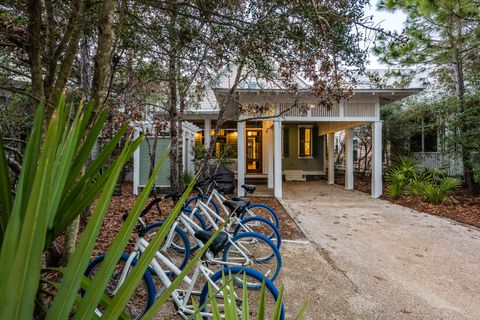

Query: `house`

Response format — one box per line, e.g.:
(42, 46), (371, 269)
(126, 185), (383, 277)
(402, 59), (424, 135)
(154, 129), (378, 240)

(132, 121), (200, 194)
(176, 67), (422, 198)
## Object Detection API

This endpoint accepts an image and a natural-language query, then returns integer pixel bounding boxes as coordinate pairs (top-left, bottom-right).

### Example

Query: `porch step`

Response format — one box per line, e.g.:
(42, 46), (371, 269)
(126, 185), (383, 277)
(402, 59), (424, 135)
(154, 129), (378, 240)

(244, 177), (268, 184)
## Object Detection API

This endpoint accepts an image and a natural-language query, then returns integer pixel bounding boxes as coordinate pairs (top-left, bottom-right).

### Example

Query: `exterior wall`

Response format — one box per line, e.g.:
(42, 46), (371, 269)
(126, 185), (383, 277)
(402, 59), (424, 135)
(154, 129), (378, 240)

(282, 123), (324, 174)
(138, 137), (171, 187)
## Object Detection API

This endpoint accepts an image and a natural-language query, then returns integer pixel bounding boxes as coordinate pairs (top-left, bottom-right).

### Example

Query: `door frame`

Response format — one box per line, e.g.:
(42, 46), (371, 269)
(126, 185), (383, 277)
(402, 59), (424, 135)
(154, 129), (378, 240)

(245, 129), (263, 174)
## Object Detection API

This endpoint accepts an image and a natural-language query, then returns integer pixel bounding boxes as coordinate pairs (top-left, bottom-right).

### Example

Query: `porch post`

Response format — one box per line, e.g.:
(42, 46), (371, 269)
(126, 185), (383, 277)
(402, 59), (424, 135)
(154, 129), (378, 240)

(345, 128), (354, 190)
(274, 119), (282, 198)
(237, 120), (246, 197)
(327, 133), (335, 185)
(371, 121), (383, 198)
(204, 118), (211, 148)
(267, 126), (274, 189)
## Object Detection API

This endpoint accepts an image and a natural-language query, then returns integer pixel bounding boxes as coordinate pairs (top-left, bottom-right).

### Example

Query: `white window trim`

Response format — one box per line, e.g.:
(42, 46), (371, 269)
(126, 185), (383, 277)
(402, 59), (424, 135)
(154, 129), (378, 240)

(298, 125), (314, 159)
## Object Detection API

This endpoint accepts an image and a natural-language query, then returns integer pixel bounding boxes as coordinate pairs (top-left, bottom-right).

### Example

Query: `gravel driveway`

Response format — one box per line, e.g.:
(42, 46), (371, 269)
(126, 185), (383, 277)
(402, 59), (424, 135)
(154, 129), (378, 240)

(278, 181), (480, 320)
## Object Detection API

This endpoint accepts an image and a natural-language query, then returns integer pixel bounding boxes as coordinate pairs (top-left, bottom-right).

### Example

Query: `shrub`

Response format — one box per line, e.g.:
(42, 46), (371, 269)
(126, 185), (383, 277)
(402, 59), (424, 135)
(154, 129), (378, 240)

(420, 176), (461, 204)
(386, 158), (460, 204)
(385, 157), (418, 197)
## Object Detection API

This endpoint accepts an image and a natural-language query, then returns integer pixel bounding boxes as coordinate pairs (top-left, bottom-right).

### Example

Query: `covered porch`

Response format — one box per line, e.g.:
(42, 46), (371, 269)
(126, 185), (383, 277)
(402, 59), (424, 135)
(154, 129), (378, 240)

(236, 118), (383, 199)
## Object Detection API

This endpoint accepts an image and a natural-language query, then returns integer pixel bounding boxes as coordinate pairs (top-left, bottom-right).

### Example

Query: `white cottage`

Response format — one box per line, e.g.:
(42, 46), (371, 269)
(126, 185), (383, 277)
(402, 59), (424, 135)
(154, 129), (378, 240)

(133, 68), (422, 198)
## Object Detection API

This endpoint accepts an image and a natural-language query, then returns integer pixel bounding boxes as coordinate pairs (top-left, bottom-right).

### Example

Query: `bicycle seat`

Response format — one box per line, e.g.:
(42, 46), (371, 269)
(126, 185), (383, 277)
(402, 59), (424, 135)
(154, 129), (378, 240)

(223, 200), (247, 215)
(241, 184), (256, 194)
(194, 230), (229, 256)
(231, 196), (251, 206)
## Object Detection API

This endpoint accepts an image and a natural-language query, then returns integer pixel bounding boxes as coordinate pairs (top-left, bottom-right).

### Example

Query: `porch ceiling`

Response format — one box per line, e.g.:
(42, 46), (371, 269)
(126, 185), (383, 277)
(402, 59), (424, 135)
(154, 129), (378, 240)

(318, 121), (370, 135)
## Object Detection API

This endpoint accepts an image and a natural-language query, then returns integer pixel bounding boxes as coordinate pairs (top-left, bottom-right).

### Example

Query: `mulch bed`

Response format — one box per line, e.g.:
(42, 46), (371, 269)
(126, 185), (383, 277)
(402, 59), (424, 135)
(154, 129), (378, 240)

(384, 192), (480, 229)
(326, 172), (480, 229)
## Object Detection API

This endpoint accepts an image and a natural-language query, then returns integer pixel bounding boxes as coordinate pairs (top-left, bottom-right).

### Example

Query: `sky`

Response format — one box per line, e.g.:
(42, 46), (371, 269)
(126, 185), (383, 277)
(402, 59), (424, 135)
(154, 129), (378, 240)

(363, 0), (407, 68)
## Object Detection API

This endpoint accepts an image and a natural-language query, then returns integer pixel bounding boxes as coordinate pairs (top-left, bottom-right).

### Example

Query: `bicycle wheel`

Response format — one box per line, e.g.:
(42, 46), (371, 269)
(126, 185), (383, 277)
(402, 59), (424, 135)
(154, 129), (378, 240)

(222, 232), (282, 287)
(184, 195), (220, 229)
(233, 216), (282, 249)
(242, 203), (280, 229)
(198, 266), (285, 320)
(142, 221), (191, 271)
(84, 253), (156, 320)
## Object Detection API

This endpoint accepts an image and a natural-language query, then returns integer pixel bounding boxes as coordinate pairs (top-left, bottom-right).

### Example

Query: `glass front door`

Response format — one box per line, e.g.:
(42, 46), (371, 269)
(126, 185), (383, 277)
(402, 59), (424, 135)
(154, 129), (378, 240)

(246, 130), (262, 173)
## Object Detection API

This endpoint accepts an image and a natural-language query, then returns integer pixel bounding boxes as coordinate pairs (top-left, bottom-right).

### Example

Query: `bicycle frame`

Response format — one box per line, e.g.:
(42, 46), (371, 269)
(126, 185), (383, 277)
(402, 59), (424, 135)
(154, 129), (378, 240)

(196, 186), (261, 222)
(116, 236), (240, 318)
(189, 190), (267, 237)
(167, 211), (256, 267)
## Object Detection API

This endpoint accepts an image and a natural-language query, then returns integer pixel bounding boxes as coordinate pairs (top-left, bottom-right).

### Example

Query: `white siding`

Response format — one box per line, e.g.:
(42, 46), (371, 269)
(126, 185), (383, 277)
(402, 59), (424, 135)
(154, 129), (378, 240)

(344, 103), (375, 117)
(139, 137), (171, 187)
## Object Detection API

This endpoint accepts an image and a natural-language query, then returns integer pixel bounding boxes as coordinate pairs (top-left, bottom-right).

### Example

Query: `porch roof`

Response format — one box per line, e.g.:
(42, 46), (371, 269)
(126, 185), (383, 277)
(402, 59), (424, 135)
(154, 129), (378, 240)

(212, 87), (423, 106)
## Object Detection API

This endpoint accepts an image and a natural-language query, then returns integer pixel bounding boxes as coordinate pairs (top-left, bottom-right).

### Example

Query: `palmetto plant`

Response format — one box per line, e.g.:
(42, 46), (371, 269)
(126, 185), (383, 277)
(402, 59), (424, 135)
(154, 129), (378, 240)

(386, 157), (460, 204)
(419, 176), (461, 205)
(385, 157), (418, 197)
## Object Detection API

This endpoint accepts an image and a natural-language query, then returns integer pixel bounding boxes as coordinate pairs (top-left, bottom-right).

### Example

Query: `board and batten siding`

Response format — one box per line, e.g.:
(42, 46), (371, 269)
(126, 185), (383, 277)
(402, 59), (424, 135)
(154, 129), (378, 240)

(139, 137), (171, 187)
(282, 123), (324, 174)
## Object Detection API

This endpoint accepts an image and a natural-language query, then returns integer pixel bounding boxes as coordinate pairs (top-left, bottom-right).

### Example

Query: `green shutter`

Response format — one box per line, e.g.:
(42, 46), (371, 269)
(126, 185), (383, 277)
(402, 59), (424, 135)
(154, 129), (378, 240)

(283, 127), (289, 157)
(299, 127), (306, 157)
(312, 126), (319, 157)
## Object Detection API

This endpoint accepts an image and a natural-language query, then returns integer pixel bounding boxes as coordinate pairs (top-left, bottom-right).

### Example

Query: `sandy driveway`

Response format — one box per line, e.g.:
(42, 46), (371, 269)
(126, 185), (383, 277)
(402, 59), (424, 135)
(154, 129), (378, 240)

(278, 181), (480, 320)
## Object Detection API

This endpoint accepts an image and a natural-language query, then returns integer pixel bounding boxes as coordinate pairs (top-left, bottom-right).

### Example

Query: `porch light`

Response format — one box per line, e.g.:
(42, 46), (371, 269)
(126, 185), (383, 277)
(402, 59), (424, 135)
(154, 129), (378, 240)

(309, 103), (316, 108)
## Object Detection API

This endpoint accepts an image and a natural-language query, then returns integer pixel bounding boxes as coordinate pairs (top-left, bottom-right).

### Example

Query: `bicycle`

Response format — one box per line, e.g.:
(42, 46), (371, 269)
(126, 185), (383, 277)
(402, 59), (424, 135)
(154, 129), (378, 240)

(85, 214), (285, 320)
(184, 174), (280, 231)
(143, 198), (283, 286)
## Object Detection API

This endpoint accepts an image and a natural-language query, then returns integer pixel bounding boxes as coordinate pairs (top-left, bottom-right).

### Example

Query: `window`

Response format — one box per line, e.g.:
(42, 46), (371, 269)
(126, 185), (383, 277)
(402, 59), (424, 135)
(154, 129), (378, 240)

(299, 126), (313, 158)
(410, 117), (437, 153)
(353, 139), (358, 162)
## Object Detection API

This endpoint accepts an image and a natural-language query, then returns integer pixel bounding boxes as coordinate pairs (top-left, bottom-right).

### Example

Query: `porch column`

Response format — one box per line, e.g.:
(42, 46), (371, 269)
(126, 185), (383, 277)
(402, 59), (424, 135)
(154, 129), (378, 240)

(267, 126), (274, 189)
(371, 121), (383, 198)
(327, 133), (335, 185)
(204, 118), (211, 148)
(345, 128), (354, 190)
(237, 121), (246, 197)
(273, 119), (282, 198)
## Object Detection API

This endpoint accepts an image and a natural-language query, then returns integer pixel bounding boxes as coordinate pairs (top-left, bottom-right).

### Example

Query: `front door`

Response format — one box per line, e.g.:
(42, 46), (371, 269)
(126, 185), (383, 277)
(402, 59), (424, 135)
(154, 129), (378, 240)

(246, 130), (262, 173)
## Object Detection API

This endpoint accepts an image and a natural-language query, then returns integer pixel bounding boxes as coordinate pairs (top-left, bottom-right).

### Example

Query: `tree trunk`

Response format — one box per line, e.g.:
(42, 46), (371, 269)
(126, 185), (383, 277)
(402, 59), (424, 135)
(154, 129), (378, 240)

(27, 0), (44, 102)
(452, 53), (480, 194)
(80, 36), (92, 97)
(51, 0), (86, 101)
(62, 216), (80, 265)
(167, 2), (180, 192)
(168, 55), (179, 191)
(177, 94), (186, 191)
(205, 63), (245, 167)
(91, 0), (116, 111)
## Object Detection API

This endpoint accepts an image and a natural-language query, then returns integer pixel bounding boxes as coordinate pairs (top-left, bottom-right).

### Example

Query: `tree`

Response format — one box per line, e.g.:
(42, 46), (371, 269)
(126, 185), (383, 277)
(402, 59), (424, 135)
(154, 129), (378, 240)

(374, 0), (480, 194)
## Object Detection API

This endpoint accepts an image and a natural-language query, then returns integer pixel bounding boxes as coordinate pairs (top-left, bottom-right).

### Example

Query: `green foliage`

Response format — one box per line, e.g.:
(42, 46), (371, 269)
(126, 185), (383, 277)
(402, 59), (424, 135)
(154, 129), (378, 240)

(386, 157), (460, 203)
(192, 144), (207, 163)
(196, 273), (306, 320)
(0, 96), (175, 319)
(419, 176), (461, 204)
(385, 157), (418, 197)
(192, 142), (235, 169)
(182, 170), (194, 186)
